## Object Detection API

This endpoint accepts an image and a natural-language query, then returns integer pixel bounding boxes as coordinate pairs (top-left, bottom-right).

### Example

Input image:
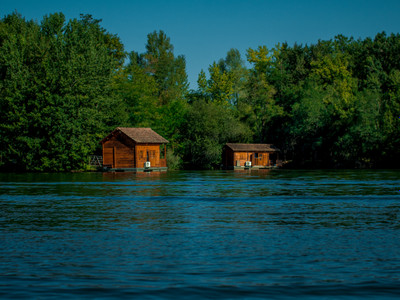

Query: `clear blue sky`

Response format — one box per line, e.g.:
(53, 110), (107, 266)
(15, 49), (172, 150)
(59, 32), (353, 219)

(3, 0), (400, 89)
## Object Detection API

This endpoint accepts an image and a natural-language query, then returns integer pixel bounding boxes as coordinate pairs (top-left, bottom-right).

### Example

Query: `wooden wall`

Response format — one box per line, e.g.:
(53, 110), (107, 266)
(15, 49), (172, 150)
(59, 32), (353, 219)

(233, 151), (251, 167)
(135, 144), (161, 168)
(251, 152), (269, 166)
(102, 132), (167, 169)
(224, 148), (271, 167)
(102, 136), (135, 168)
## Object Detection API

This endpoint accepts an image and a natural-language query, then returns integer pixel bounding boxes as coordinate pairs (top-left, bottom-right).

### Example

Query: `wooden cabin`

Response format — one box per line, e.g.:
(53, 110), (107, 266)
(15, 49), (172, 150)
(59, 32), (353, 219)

(222, 143), (281, 169)
(100, 127), (168, 171)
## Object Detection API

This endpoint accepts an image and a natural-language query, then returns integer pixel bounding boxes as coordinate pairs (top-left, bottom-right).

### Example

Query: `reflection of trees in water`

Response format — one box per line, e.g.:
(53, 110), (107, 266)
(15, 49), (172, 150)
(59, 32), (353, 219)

(101, 171), (173, 197)
(101, 171), (166, 181)
(131, 199), (190, 230)
(3, 170), (400, 233)
(231, 169), (272, 178)
(101, 171), (189, 230)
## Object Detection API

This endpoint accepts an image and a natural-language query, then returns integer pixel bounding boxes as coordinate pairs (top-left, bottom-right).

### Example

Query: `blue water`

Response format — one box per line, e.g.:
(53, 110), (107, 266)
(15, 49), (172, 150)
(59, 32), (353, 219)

(1, 170), (400, 299)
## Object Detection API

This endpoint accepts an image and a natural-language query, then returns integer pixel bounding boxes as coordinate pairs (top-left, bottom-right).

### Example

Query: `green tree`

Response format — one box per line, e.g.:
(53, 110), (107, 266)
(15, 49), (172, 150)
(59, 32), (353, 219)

(182, 98), (251, 169)
(218, 48), (248, 106)
(0, 13), (126, 171)
(113, 51), (159, 127)
(243, 46), (283, 143)
(143, 30), (188, 105)
(117, 31), (189, 151)
(206, 62), (235, 105)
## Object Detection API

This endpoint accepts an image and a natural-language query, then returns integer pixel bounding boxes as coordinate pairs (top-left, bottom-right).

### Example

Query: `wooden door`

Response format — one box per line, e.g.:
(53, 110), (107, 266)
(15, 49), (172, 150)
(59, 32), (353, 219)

(103, 147), (115, 168)
(112, 146), (116, 168)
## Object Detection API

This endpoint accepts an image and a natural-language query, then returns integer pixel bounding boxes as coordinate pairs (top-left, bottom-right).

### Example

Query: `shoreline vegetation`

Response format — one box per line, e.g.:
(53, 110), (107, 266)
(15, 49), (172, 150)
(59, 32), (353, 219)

(1, 12), (400, 172)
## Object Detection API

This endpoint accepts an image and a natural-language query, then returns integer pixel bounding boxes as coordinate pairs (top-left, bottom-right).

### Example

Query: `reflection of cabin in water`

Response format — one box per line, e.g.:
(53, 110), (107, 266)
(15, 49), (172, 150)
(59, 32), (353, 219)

(100, 127), (168, 171)
(222, 143), (281, 169)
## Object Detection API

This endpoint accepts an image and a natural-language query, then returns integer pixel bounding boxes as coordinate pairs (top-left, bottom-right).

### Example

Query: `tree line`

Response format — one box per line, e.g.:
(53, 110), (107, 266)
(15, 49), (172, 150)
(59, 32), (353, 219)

(1, 12), (399, 171)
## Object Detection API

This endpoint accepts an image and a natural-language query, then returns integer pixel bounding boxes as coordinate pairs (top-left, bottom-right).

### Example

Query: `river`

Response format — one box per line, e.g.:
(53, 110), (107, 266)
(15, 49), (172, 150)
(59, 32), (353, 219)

(1, 170), (400, 299)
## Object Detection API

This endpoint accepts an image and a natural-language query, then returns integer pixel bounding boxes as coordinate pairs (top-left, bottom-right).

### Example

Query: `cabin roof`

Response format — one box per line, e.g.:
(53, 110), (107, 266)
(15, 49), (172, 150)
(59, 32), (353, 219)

(101, 127), (169, 144)
(225, 143), (280, 152)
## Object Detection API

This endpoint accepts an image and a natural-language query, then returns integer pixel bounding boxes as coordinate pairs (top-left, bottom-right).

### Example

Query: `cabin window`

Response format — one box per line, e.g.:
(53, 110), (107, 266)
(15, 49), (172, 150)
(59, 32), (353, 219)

(160, 144), (165, 159)
(255, 153), (262, 159)
(139, 151), (144, 159)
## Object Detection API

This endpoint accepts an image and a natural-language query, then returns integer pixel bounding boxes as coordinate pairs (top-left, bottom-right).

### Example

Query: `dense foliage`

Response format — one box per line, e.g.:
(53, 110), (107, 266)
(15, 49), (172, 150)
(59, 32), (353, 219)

(1, 13), (399, 171)
(0, 13), (126, 171)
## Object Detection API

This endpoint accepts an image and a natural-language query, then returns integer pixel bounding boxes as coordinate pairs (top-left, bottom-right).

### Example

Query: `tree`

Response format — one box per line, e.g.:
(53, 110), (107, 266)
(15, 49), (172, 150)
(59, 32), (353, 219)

(116, 31), (189, 153)
(0, 13), (126, 171)
(113, 51), (159, 127)
(143, 30), (188, 105)
(182, 98), (251, 169)
(218, 48), (248, 106)
(243, 46), (284, 143)
(206, 62), (235, 105)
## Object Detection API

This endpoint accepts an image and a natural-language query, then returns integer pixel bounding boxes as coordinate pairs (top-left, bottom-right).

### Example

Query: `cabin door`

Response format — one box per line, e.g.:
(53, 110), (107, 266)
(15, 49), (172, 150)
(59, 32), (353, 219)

(112, 147), (116, 168)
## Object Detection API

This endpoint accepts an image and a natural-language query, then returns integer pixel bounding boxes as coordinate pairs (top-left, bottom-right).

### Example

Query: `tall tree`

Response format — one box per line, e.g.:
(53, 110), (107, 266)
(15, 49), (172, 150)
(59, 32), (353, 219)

(113, 51), (159, 127)
(143, 30), (188, 105)
(0, 13), (126, 171)
(218, 48), (248, 106)
(182, 98), (251, 169)
(243, 46), (283, 143)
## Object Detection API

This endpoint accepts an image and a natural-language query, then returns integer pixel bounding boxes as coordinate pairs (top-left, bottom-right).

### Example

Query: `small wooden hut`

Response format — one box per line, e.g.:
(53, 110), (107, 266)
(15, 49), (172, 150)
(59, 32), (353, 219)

(100, 127), (168, 171)
(222, 143), (281, 169)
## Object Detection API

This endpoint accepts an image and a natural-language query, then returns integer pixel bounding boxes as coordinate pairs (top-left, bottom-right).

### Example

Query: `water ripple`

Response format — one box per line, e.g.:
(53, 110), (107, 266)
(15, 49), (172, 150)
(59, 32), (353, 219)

(1, 170), (400, 298)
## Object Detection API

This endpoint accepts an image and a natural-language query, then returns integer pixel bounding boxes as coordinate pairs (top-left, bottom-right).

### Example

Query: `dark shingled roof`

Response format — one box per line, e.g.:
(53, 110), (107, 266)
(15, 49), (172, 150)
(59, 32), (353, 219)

(102, 127), (169, 144)
(225, 143), (279, 152)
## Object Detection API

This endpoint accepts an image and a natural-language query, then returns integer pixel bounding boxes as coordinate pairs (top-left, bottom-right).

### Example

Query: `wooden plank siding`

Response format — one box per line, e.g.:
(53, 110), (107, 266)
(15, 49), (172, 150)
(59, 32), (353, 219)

(159, 158), (167, 168)
(103, 147), (114, 168)
(232, 151), (270, 167)
(103, 139), (165, 169)
(102, 136), (135, 168)
(222, 143), (280, 169)
(135, 144), (162, 169)
(101, 127), (169, 171)
(253, 153), (269, 166)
